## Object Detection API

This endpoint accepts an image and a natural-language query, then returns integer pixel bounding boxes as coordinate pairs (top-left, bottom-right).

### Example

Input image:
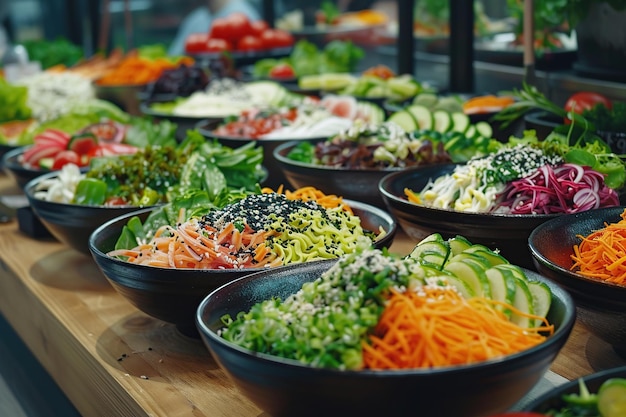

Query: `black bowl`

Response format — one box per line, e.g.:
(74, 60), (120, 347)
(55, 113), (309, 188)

(528, 206), (626, 357)
(379, 164), (559, 270)
(89, 201), (397, 336)
(273, 140), (405, 208)
(523, 365), (626, 413)
(0, 143), (19, 169)
(139, 101), (223, 142)
(196, 120), (327, 191)
(2, 146), (51, 189)
(196, 259), (575, 417)
(23, 170), (151, 255)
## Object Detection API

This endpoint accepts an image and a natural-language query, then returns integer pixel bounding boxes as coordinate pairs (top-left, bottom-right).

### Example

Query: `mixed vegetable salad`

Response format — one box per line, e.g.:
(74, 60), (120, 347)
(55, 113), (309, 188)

(405, 131), (625, 215)
(219, 233), (554, 370)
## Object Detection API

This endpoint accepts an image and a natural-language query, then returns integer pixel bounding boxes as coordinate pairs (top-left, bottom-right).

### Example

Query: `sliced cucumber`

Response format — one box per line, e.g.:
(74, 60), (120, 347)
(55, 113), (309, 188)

(444, 258), (492, 298)
(494, 264), (528, 281)
(474, 121), (493, 139)
(448, 252), (492, 270)
(412, 92), (439, 108)
(448, 235), (472, 256)
(485, 267), (518, 318)
(421, 252), (448, 269)
(244, 81), (288, 106)
(451, 112), (470, 134)
(441, 274), (475, 299)
(510, 277), (534, 328)
(432, 110), (453, 132)
(598, 378), (626, 417)
(407, 105), (433, 130)
(357, 102), (385, 124)
(388, 110), (417, 131)
(527, 281), (552, 326)
(462, 246), (509, 267)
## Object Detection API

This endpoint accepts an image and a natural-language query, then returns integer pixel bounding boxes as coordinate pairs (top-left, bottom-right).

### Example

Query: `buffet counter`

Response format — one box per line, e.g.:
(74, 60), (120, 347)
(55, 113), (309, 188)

(0, 172), (624, 417)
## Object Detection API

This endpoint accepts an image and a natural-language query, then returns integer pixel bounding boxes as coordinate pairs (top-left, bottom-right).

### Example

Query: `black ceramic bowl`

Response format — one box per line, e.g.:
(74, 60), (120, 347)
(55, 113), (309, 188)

(196, 259), (575, 417)
(523, 366), (626, 413)
(0, 143), (19, 169)
(196, 120), (327, 191)
(23, 170), (151, 255)
(273, 140), (406, 208)
(2, 146), (51, 189)
(379, 164), (559, 270)
(89, 201), (397, 336)
(528, 206), (626, 357)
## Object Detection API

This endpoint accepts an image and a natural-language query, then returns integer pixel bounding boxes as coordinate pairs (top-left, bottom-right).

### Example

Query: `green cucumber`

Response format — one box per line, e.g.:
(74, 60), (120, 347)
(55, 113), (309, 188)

(494, 264), (528, 281)
(407, 105), (433, 130)
(448, 235), (472, 255)
(451, 112), (470, 133)
(388, 110), (417, 131)
(441, 274), (475, 299)
(598, 378), (626, 417)
(475, 121), (493, 139)
(527, 281), (552, 326)
(462, 246), (508, 267)
(443, 257), (492, 298)
(510, 277), (535, 328)
(485, 267), (518, 318)
(432, 110), (452, 132)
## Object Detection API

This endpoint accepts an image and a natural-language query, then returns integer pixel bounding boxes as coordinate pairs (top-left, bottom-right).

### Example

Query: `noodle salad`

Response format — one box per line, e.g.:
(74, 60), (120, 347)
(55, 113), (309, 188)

(109, 188), (383, 269)
(406, 141), (621, 214)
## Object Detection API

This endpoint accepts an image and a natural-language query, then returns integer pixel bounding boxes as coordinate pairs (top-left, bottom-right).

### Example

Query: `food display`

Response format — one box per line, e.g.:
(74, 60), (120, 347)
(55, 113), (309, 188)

(218, 233), (554, 369)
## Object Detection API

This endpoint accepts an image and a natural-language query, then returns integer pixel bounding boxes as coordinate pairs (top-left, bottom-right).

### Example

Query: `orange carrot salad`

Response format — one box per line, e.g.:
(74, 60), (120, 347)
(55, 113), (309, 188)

(262, 185), (354, 214)
(108, 220), (282, 269)
(362, 286), (553, 369)
(571, 209), (626, 285)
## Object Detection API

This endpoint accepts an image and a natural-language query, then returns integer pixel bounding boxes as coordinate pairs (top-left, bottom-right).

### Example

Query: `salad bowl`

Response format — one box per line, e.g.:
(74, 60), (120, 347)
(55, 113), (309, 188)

(195, 258), (575, 417)
(528, 206), (626, 357)
(23, 170), (153, 255)
(89, 199), (397, 336)
(379, 164), (560, 270)
(273, 140), (405, 208)
(2, 146), (54, 189)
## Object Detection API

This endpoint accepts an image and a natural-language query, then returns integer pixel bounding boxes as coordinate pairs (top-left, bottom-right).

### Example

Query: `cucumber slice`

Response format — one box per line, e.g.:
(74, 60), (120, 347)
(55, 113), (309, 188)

(451, 112), (470, 133)
(432, 110), (453, 132)
(388, 110), (417, 131)
(407, 105), (433, 129)
(475, 121), (493, 139)
(444, 258), (491, 298)
(448, 235), (472, 256)
(357, 102), (385, 124)
(244, 81), (287, 106)
(462, 246), (509, 267)
(448, 252), (492, 270)
(420, 252), (448, 269)
(412, 93), (439, 108)
(510, 277), (534, 328)
(494, 264), (529, 281)
(485, 267), (518, 318)
(598, 378), (626, 417)
(441, 275), (475, 299)
(465, 125), (477, 139)
(527, 280), (552, 325)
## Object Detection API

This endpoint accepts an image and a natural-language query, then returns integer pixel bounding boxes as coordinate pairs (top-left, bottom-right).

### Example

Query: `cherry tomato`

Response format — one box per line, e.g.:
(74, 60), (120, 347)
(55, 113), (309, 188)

(269, 63), (296, 79)
(564, 91), (612, 123)
(104, 196), (128, 206)
(51, 150), (80, 170)
(250, 19), (269, 37)
(184, 33), (210, 54)
(205, 37), (232, 53)
(259, 29), (294, 49)
(236, 35), (264, 51)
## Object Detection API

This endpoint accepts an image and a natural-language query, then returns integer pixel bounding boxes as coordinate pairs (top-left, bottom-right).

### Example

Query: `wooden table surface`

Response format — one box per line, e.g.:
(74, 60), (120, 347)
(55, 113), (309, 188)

(0, 173), (624, 417)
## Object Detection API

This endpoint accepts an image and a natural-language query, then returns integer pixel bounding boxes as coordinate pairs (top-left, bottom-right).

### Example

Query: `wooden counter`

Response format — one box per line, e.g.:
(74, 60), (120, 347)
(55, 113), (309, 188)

(0, 173), (624, 417)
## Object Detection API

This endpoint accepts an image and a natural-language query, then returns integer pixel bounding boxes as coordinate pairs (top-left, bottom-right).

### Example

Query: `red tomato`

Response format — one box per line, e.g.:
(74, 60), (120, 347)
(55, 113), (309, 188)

(269, 63), (296, 79)
(205, 37), (232, 53)
(259, 29), (294, 49)
(250, 20), (269, 37)
(184, 33), (210, 54)
(104, 196), (128, 206)
(564, 91), (612, 123)
(236, 35), (264, 51)
(211, 12), (253, 44)
(51, 150), (80, 170)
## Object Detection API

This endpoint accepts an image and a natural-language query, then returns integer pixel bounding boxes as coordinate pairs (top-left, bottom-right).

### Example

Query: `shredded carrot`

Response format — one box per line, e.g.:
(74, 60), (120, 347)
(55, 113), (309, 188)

(462, 95), (515, 115)
(262, 185), (353, 214)
(95, 50), (194, 86)
(571, 208), (626, 286)
(108, 222), (282, 269)
(362, 286), (553, 369)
